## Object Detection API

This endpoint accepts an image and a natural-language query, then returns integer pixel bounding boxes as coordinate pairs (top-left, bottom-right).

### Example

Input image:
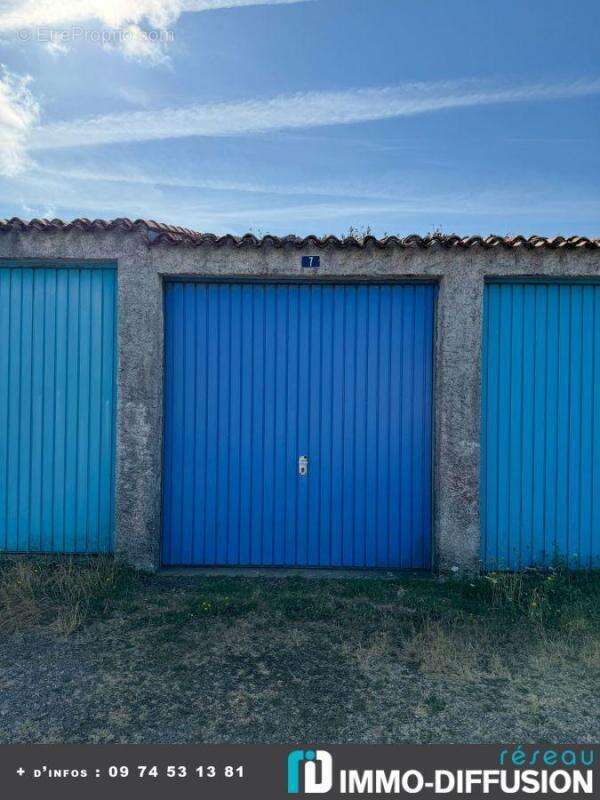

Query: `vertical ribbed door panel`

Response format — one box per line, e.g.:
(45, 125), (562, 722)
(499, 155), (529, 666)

(0, 265), (117, 553)
(162, 282), (435, 568)
(483, 282), (600, 569)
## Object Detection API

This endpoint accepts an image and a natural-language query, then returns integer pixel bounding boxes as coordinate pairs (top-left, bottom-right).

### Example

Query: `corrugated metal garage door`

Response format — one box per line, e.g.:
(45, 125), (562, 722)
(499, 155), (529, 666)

(0, 264), (117, 553)
(162, 282), (435, 568)
(483, 281), (600, 570)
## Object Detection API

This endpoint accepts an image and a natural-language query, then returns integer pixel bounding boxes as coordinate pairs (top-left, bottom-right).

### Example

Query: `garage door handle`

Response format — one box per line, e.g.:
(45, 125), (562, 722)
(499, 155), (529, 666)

(298, 456), (308, 477)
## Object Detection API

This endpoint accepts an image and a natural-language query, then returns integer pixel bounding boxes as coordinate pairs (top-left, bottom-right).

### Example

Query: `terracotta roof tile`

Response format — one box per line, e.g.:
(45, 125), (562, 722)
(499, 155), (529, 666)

(1, 217), (598, 250)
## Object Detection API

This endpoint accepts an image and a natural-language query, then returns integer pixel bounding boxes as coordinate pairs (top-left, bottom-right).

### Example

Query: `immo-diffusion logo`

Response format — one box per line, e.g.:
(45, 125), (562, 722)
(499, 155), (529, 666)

(288, 749), (333, 794)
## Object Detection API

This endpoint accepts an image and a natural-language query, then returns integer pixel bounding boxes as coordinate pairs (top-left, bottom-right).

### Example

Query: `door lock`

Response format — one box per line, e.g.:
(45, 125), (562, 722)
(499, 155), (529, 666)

(298, 455), (308, 477)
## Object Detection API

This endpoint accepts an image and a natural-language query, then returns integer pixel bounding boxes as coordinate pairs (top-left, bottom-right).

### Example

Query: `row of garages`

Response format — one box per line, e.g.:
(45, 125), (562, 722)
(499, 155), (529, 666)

(1, 220), (599, 571)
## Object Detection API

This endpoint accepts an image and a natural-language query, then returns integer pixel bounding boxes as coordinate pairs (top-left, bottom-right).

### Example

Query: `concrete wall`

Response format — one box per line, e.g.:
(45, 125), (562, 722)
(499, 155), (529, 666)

(1, 226), (599, 572)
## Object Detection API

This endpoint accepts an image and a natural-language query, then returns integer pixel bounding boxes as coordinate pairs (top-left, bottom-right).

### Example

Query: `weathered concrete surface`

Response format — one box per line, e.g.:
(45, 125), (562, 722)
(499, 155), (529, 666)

(2, 228), (599, 573)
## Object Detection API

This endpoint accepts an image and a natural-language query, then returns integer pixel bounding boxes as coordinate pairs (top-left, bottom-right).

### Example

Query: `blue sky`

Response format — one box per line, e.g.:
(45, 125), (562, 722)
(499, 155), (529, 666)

(0, 0), (598, 236)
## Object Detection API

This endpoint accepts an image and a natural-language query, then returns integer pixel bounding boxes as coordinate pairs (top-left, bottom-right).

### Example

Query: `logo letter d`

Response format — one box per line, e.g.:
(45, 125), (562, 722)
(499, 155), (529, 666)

(305, 751), (333, 794)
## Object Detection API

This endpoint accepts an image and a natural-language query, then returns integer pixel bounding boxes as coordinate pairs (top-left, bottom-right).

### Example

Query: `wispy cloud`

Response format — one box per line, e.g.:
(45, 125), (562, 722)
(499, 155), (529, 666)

(0, 65), (40, 175)
(4, 179), (598, 237)
(30, 77), (600, 151)
(34, 164), (400, 200)
(9, 161), (599, 231)
(3, 73), (599, 177)
(0, 0), (313, 62)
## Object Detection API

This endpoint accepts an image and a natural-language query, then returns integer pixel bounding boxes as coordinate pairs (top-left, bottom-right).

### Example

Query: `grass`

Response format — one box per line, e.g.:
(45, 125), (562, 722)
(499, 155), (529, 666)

(0, 556), (138, 635)
(0, 558), (598, 742)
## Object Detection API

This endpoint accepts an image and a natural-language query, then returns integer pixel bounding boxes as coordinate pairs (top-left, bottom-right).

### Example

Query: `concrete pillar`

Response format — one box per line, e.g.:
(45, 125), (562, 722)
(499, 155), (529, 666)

(434, 268), (484, 573)
(115, 251), (164, 571)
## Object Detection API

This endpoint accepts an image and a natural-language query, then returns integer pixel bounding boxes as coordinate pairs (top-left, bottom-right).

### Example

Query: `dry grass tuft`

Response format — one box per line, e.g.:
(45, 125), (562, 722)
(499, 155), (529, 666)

(347, 631), (394, 674)
(0, 561), (43, 629)
(405, 620), (484, 678)
(581, 638), (600, 669)
(0, 557), (138, 635)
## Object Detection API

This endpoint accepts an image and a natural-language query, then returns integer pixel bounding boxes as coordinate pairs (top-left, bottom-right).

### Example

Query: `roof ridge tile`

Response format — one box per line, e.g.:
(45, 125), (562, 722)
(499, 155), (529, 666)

(1, 218), (598, 250)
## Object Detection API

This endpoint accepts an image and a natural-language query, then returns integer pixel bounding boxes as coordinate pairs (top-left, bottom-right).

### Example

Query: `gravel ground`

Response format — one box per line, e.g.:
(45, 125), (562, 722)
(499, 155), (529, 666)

(0, 570), (598, 743)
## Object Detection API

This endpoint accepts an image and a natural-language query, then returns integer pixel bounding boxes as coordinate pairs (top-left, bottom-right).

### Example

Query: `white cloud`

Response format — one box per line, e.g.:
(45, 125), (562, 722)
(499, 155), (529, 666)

(103, 23), (170, 65)
(29, 77), (600, 151)
(115, 85), (153, 107)
(0, 65), (40, 176)
(0, 0), (310, 29)
(0, 0), (313, 62)
(44, 39), (70, 56)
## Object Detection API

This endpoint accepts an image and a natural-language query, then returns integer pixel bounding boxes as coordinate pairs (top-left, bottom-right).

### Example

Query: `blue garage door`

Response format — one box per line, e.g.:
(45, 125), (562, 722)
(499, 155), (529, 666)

(0, 264), (117, 553)
(483, 282), (600, 570)
(162, 282), (435, 568)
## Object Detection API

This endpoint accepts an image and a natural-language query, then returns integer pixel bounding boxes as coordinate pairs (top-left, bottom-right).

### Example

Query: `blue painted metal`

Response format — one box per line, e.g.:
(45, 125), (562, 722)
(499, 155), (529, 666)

(162, 282), (435, 567)
(483, 282), (600, 570)
(0, 264), (117, 553)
